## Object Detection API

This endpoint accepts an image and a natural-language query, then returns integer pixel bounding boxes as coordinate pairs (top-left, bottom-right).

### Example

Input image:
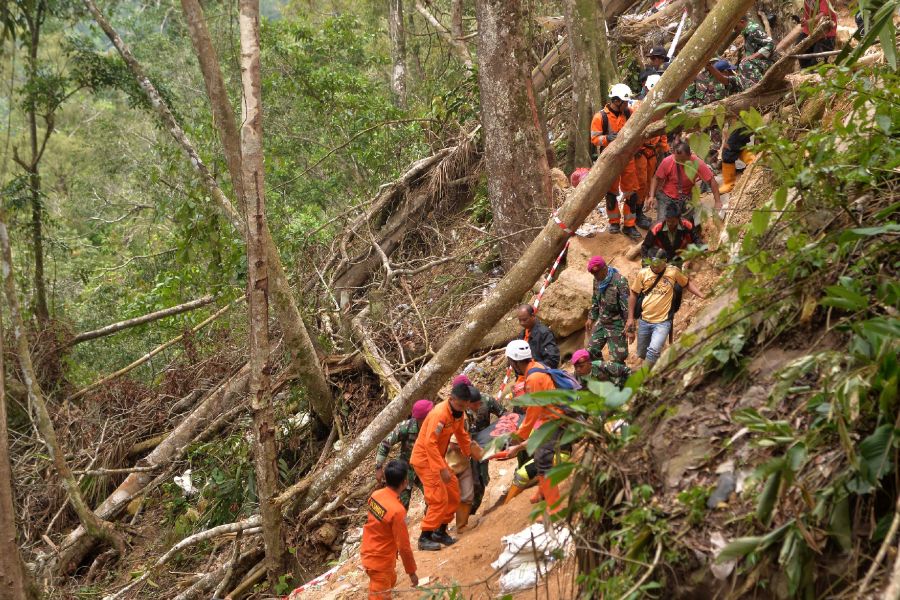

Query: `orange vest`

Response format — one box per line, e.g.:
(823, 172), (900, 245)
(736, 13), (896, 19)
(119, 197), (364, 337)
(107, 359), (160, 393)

(410, 400), (472, 473)
(360, 487), (417, 574)
(514, 361), (562, 440)
(591, 106), (630, 148)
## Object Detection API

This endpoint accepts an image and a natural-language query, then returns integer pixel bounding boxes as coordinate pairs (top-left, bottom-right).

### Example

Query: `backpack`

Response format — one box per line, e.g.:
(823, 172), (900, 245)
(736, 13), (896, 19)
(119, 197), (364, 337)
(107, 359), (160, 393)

(635, 271), (684, 321)
(526, 368), (582, 391)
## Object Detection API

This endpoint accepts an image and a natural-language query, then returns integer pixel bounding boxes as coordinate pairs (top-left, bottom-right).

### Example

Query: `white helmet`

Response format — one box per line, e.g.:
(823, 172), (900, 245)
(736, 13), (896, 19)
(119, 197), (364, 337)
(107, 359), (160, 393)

(645, 74), (661, 91)
(505, 339), (532, 361)
(609, 83), (633, 101)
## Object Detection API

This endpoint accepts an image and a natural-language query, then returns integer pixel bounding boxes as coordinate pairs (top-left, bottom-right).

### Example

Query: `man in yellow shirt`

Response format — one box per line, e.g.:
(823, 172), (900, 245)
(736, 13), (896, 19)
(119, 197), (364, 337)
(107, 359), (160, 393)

(626, 248), (706, 369)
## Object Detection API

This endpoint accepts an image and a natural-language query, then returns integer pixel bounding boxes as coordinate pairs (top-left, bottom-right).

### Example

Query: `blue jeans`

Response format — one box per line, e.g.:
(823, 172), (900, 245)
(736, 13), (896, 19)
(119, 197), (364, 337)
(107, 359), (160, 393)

(637, 319), (672, 367)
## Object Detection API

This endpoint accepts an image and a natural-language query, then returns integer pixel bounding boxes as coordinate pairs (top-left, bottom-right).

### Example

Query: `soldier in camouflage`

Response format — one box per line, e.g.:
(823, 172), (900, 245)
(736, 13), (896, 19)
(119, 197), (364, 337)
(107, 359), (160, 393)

(375, 399), (434, 509)
(572, 349), (631, 390)
(584, 256), (630, 368)
(682, 59), (751, 167)
(465, 387), (507, 515)
(734, 14), (774, 84)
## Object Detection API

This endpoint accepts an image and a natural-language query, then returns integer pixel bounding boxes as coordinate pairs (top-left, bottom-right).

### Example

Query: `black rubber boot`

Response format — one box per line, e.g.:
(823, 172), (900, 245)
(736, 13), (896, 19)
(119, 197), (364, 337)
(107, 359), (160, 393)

(608, 223), (621, 234)
(432, 524), (457, 546)
(418, 531), (441, 551)
(623, 225), (642, 240)
(635, 207), (652, 229)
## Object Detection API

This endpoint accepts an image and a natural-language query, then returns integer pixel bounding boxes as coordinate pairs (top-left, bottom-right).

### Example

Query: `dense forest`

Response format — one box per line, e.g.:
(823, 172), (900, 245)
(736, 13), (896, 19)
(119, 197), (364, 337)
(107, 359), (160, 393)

(0, 0), (898, 598)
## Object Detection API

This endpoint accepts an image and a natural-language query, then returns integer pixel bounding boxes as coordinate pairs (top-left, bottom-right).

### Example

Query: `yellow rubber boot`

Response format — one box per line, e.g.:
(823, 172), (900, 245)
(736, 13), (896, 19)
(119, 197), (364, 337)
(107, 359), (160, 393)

(504, 485), (525, 505)
(740, 149), (757, 165)
(719, 163), (737, 193)
(535, 476), (563, 523)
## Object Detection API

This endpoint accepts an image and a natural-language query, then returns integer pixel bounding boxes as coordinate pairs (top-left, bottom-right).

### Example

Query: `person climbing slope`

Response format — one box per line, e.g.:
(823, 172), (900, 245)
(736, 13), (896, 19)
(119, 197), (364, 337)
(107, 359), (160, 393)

(584, 255), (629, 370)
(374, 399), (434, 509)
(361, 460), (419, 599)
(734, 13), (775, 83)
(572, 348), (631, 390)
(647, 140), (721, 235)
(409, 383), (483, 550)
(627, 248), (706, 370)
(633, 74), (669, 229)
(504, 340), (567, 520)
(641, 204), (700, 266)
(591, 83), (642, 239)
(516, 303), (560, 368)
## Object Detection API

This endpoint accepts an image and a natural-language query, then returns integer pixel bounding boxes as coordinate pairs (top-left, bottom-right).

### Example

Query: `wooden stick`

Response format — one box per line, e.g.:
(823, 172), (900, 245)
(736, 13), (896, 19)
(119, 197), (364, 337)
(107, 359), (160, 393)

(68, 298), (242, 403)
(68, 295), (216, 346)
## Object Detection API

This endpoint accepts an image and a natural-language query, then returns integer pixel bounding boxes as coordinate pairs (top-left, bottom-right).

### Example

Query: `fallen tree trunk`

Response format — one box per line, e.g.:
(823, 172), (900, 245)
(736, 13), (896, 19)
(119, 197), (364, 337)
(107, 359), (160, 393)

(350, 307), (402, 400)
(331, 135), (480, 297)
(68, 295), (216, 346)
(67, 299), (239, 403)
(1, 214), (126, 575)
(58, 363), (251, 573)
(274, 0), (758, 524)
(640, 23), (828, 140)
(184, 6), (759, 591)
(83, 0), (335, 427)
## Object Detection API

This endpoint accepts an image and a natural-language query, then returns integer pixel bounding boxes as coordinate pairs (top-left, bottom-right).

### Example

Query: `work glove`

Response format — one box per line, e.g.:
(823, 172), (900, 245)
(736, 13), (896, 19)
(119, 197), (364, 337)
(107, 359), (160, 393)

(606, 132), (618, 144)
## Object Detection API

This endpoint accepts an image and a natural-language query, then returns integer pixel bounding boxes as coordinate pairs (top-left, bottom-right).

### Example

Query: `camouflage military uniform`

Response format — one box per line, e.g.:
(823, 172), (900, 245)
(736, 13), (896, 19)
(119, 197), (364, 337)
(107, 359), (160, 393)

(588, 270), (630, 364)
(467, 398), (508, 514)
(739, 21), (774, 83)
(683, 72), (747, 164)
(375, 417), (422, 509)
(577, 360), (632, 390)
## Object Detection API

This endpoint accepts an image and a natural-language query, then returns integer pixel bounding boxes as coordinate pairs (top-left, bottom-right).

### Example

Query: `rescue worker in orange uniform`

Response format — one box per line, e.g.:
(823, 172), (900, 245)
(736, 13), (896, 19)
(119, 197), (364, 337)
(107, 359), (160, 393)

(591, 83), (642, 240)
(632, 74), (669, 228)
(361, 460), (419, 599)
(410, 383), (484, 550)
(503, 340), (566, 519)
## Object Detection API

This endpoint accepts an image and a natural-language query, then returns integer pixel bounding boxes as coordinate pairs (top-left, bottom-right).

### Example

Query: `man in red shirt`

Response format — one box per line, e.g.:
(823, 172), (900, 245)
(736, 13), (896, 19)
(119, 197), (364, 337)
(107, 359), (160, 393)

(647, 141), (721, 234)
(503, 340), (566, 519)
(409, 384), (484, 550)
(799, 0), (837, 69)
(361, 460), (419, 599)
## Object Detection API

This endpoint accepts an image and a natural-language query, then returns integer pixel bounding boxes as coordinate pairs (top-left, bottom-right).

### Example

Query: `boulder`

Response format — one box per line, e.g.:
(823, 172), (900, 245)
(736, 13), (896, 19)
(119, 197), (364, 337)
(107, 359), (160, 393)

(536, 267), (593, 338)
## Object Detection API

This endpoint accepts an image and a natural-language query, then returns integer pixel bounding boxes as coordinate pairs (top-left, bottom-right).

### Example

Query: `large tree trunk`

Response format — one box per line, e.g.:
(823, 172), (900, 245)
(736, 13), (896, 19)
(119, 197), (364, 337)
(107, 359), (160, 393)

(84, 0), (334, 427)
(0, 312), (37, 599)
(179, 0), (245, 211)
(238, 0), (286, 584)
(0, 211), (124, 575)
(388, 0), (407, 108)
(475, 0), (553, 269)
(57, 365), (250, 574)
(279, 0), (757, 524)
(565, 0), (606, 168)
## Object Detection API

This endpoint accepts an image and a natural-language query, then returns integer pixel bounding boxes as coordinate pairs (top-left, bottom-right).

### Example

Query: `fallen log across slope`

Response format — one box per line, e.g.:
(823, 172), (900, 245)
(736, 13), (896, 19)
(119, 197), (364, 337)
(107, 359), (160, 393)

(153, 2), (758, 594)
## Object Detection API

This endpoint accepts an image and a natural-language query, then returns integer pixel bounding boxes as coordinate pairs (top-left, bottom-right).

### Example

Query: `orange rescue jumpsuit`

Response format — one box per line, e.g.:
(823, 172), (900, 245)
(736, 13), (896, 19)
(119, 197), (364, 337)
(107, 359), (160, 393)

(361, 486), (417, 599)
(409, 400), (473, 532)
(591, 106), (639, 227)
(632, 103), (670, 209)
(515, 361), (566, 515)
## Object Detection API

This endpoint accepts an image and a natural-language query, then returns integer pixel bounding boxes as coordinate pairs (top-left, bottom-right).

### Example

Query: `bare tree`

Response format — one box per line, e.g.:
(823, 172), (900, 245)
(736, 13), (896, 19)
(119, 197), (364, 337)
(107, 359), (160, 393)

(0, 210), (124, 575)
(565, 0), (607, 168)
(414, 0), (474, 70)
(238, 0), (287, 584)
(0, 310), (37, 600)
(85, 0), (335, 427)
(475, 0), (552, 268)
(388, 0), (408, 107)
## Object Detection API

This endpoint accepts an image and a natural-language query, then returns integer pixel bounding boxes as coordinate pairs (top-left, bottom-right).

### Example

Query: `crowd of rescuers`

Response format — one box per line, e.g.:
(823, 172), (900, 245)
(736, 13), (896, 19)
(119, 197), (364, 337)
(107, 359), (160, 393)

(363, 249), (706, 597)
(360, 7), (843, 597)
(575, 7), (841, 245)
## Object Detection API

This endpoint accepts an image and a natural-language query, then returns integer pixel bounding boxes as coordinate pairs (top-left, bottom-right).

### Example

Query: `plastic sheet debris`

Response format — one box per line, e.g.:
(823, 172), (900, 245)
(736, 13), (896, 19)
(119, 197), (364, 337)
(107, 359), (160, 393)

(173, 469), (197, 496)
(490, 523), (573, 593)
(287, 564), (341, 598)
